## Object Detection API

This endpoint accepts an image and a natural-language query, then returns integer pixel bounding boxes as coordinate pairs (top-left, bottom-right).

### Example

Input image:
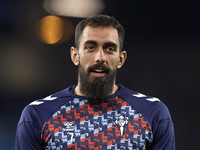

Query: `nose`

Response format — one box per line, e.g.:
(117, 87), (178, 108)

(95, 49), (106, 63)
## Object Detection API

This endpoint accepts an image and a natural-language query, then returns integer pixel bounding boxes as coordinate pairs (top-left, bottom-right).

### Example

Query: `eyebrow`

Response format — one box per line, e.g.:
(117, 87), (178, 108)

(84, 40), (118, 48)
(103, 42), (118, 49)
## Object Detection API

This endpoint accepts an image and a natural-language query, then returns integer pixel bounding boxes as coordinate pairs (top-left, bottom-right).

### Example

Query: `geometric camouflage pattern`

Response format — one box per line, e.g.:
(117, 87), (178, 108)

(41, 96), (153, 150)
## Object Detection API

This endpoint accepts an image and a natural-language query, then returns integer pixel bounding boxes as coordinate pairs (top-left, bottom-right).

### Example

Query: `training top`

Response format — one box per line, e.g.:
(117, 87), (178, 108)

(15, 84), (175, 150)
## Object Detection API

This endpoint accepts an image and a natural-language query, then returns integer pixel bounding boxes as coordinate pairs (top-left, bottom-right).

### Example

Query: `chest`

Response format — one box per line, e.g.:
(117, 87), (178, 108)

(41, 98), (153, 150)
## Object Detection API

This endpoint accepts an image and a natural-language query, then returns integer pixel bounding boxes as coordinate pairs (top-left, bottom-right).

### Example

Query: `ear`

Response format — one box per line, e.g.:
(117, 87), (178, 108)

(70, 47), (79, 66)
(117, 50), (127, 69)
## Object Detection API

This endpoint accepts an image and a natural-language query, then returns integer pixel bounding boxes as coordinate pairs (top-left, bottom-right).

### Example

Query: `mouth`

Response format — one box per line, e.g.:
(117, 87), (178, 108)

(88, 64), (110, 78)
(91, 68), (106, 77)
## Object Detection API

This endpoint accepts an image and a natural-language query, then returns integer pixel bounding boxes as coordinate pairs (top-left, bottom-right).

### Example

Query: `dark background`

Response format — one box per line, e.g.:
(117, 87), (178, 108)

(0, 0), (199, 149)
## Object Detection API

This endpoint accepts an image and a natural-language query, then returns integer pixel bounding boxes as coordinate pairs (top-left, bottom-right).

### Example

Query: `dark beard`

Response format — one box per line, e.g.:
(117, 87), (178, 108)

(78, 63), (117, 101)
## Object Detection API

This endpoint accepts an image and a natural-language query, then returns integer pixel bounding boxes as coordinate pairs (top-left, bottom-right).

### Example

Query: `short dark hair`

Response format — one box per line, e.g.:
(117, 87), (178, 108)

(75, 14), (125, 51)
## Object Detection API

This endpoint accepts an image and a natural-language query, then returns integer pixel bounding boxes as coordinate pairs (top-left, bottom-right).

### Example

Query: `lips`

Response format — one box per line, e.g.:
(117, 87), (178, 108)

(88, 64), (110, 77)
(91, 72), (105, 77)
(90, 68), (105, 77)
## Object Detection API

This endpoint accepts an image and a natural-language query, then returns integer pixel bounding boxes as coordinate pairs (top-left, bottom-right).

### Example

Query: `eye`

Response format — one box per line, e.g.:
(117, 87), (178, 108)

(105, 47), (116, 53)
(85, 45), (95, 52)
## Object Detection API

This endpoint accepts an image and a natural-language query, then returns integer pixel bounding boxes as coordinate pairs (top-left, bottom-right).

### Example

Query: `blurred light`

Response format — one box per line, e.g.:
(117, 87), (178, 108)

(0, 44), (45, 93)
(43, 0), (105, 18)
(35, 15), (74, 44)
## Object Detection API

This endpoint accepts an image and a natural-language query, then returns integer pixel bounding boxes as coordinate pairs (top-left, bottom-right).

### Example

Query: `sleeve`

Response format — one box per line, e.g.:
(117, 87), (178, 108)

(148, 118), (175, 150)
(15, 121), (44, 150)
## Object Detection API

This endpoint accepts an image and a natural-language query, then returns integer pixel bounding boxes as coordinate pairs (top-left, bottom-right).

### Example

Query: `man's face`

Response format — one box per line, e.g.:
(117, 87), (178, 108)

(78, 26), (121, 81)
(71, 26), (126, 100)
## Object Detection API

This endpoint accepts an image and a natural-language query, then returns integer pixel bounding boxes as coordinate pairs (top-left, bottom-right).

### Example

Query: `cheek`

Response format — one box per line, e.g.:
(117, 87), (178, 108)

(79, 54), (94, 68)
(108, 56), (120, 68)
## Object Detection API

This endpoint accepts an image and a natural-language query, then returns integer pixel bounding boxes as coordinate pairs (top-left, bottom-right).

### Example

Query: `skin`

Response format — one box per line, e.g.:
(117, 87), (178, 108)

(71, 26), (127, 97)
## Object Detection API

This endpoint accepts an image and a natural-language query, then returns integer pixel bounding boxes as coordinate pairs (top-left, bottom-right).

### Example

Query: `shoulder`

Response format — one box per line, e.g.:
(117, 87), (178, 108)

(18, 85), (76, 128)
(116, 85), (172, 125)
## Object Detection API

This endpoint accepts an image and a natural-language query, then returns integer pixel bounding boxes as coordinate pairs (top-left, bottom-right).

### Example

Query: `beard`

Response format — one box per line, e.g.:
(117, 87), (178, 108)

(78, 62), (117, 101)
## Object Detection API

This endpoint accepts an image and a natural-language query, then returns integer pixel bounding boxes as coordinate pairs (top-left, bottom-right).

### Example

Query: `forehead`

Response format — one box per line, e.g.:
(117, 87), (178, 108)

(80, 26), (119, 46)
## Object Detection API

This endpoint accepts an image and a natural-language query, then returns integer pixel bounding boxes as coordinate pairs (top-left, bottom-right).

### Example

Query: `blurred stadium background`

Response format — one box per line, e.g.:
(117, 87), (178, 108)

(0, 0), (200, 149)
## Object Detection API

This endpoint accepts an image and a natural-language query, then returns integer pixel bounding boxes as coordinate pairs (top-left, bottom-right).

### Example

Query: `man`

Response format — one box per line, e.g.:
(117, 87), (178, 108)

(16, 14), (175, 150)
